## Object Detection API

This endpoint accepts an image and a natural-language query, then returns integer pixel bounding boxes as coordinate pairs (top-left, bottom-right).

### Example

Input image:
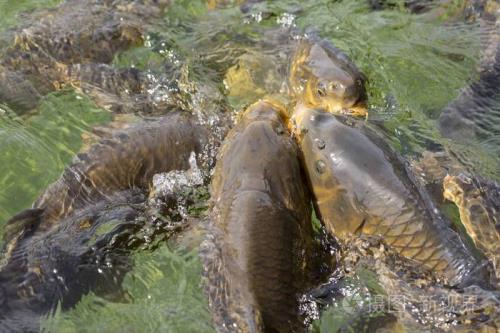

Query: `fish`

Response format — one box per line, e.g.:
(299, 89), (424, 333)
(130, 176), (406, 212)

(291, 104), (493, 288)
(32, 112), (210, 232)
(202, 100), (314, 332)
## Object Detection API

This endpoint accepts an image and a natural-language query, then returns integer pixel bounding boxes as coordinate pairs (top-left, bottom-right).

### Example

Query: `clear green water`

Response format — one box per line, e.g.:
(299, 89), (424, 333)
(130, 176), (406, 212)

(0, 0), (61, 28)
(0, 92), (111, 227)
(0, 0), (499, 332)
(42, 244), (213, 333)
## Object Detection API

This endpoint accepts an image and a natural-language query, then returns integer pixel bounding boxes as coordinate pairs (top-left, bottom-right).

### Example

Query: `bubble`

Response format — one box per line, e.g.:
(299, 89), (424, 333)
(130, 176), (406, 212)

(151, 151), (204, 197)
(277, 13), (296, 28)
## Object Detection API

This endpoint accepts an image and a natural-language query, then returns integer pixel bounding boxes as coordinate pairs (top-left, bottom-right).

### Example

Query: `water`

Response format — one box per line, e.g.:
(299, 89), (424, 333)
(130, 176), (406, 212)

(42, 244), (213, 333)
(0, 92), (111, 232)
(0, 0), (499, 332)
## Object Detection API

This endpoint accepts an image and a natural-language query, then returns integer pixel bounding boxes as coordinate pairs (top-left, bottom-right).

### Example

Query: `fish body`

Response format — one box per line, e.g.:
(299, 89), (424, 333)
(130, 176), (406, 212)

(203, 101), (313, 332)
(32, 112), (209, 231)
(0, 189), (146, 333)
(0, 110), (219, 332)
(443, 173), (500, 282)
(292, 105), (492, 287)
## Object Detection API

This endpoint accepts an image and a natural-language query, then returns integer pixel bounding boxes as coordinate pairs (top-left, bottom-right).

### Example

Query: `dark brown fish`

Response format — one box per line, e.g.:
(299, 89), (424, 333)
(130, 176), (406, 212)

(63, 63), (162, 114)
(1, 0), (168, 66)
(292, 105), (492, 287)
(0, 189), (147, 333)
(0, 0), (169, 114)
(29, 112), (209, 233)
(202, 100), (313, 332)
(0, 109), (222, 332)
(437, 0), (500, 142)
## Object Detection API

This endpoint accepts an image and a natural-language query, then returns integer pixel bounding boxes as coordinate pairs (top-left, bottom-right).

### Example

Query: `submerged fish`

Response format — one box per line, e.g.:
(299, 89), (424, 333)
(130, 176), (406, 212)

(443, 173), (500, 282)
(0, 0), (169, 114)
(31, 112), (210, 233)
(202, 100), (314, 332)
(0, 110), (225, 332)
(438, 0), (500, 142)
(1, 111), (213, 292)
(0, 190), (147, 333)
(291, 105), (493, 288)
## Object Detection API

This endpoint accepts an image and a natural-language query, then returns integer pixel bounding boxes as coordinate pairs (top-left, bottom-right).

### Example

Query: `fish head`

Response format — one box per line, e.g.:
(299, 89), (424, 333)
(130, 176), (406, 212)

(289, 40), (367, 117)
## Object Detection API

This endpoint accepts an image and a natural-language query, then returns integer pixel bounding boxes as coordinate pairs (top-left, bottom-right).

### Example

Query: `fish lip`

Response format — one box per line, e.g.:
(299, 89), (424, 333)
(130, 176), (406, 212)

(340, 103), (368, 118)
(324, 101), (367, 118)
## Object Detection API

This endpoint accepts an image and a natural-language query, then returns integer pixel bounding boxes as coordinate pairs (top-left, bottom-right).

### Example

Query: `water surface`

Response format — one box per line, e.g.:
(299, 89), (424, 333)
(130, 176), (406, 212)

(0, 0), (498, 331)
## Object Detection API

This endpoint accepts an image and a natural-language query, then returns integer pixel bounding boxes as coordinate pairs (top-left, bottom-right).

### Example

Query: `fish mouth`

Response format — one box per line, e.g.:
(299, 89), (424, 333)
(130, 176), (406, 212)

(339, 102), (368, 118)
(321, 101), (367, 119)
(341, 83), (368, 117)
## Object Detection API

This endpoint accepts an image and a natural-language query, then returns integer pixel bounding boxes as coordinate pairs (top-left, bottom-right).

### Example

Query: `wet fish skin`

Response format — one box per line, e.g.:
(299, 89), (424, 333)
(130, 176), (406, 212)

(0, 110), (221, 332)
(203, 100), (313, 333)
(31, 112), (210, 232)
(289, 39), (368, 117)
(443, 173), (500, 282)
(292, 105), (492, 288)
(0, 190), (147, 333)
(0, 0), (169, 114)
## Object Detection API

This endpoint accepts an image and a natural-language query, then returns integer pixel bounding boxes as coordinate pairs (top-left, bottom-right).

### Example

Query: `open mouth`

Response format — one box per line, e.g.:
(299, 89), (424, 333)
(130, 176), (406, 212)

(341, 92), (368, 118)
(328, 99), (367, 118)
(341, 102), (368, 118)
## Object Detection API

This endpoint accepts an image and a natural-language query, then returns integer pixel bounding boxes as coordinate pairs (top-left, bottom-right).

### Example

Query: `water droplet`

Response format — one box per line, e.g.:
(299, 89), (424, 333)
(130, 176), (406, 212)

(277, 12), (296, 28)
(314, 138), (326, 149)
(315, 160), (326, 174)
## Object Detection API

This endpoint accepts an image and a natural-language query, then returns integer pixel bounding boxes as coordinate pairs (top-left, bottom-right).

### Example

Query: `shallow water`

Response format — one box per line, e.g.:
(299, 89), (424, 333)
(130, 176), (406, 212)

(0, 0), (499, 332)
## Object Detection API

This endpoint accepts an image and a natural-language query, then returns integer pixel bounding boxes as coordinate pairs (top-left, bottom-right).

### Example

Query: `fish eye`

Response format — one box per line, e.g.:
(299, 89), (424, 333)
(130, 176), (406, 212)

(317, 82), (327, 97)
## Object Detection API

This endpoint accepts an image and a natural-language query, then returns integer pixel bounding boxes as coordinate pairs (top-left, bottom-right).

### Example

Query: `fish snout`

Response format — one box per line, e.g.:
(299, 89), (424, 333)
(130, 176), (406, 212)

(342, 81), (362, 106)
(337, 78), (367, 117)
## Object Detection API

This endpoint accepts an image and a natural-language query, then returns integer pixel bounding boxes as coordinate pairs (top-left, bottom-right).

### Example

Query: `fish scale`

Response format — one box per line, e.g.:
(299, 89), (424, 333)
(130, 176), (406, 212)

(203, 101), (313, 333)
(292, 105), (493, 288)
